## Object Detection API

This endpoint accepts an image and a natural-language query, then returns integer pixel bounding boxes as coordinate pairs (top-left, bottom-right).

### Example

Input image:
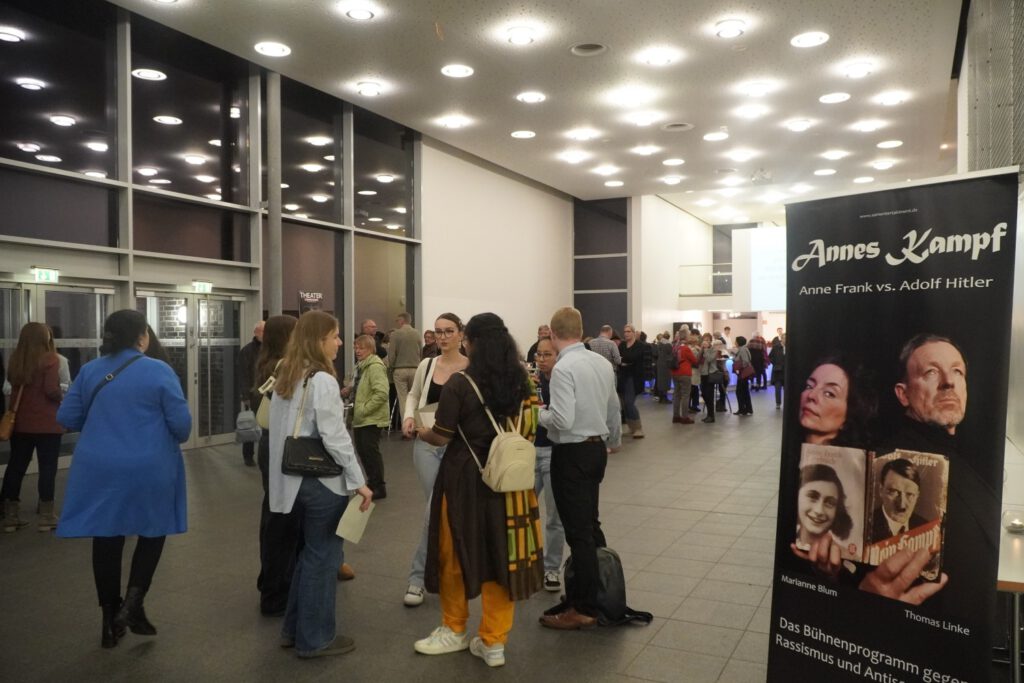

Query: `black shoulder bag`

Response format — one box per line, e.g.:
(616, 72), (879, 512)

(281, 373), (344, 478)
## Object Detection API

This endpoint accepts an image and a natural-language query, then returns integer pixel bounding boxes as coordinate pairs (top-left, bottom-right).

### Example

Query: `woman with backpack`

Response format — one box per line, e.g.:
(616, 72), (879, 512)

(413, 312), (538, 668)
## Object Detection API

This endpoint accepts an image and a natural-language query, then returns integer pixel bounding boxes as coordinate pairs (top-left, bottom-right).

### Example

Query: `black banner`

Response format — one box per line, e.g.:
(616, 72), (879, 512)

(768, 172), (1018, 682)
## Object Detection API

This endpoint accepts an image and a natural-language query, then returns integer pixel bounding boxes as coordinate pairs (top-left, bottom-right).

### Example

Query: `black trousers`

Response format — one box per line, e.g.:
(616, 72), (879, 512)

(1, 432), (62, 502)
(353, 425), (385, 491)
(92, 535), (166, 606)
(257, 433), (301, 614)
(736, 377), (753, 413)
(551, 440), (607, 616)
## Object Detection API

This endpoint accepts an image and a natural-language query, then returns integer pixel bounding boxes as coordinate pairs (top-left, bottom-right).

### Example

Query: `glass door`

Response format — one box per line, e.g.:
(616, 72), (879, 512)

(41, 286), (113, 383)
(0, 284), (31, 467)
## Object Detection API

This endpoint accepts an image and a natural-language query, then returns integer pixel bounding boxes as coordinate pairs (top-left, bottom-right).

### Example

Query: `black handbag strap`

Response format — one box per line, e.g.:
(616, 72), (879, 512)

(85, 354), (144, 417)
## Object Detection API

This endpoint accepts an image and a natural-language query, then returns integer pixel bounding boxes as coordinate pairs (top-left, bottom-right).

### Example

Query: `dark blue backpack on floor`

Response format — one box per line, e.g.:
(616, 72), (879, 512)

(553, 547), (654, 626)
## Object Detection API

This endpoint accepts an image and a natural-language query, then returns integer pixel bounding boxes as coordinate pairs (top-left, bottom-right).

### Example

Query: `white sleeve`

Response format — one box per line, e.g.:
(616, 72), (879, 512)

(312, 373), (366, 491)
(404, 358), (429, 421)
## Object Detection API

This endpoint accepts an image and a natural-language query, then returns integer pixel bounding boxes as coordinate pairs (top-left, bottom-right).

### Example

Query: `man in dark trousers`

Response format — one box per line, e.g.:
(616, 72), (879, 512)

(237, 320), (264, 466)
(537, 307), (621, 630)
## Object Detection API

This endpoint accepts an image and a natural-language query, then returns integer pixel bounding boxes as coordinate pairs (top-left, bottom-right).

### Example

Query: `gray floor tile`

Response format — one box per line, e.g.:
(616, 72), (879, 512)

(651, 619), (744, 658)
(716, 657), (769, 682)
(670, 597), (757, 630)
(626, 645), (728, 683)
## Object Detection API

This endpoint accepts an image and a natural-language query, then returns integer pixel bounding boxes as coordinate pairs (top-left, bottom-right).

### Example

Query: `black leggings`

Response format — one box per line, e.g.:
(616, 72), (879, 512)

(92, 535), (166, 606)
(0, 432), (62, 502)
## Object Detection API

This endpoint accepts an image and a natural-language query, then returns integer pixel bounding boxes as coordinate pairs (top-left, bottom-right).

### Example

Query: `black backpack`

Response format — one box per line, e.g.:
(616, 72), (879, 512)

(549, 547), (653, 626)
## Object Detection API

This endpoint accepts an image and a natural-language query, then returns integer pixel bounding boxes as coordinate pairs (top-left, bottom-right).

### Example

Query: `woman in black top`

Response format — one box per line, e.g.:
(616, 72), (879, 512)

(618, 324), (648, 438)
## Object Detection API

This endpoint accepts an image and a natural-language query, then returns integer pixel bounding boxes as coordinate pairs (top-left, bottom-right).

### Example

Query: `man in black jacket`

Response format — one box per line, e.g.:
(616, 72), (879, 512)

(237, 321), (264, 466)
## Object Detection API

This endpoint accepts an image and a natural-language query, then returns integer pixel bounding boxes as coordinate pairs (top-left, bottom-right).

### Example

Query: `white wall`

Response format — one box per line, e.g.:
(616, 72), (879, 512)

(420, 139), (573, 352)
(632, 195), (714, 334)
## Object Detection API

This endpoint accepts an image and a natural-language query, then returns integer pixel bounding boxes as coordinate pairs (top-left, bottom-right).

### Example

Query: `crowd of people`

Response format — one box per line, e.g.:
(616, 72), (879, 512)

(0, 309), (784, 663)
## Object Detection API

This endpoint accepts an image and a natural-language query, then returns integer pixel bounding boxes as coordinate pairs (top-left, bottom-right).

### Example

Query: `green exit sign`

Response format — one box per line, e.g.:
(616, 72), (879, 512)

(192, 280), (213, 294)
(31, 267), (59, 283)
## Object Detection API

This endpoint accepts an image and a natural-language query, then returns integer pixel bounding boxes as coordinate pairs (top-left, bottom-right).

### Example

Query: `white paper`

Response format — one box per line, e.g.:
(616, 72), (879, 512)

(336, 499), (375, 543)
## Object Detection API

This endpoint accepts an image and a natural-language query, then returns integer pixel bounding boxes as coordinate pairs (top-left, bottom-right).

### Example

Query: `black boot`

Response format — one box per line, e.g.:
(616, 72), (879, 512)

(115, 586), (157, 636)
(101, 601), (125, 648)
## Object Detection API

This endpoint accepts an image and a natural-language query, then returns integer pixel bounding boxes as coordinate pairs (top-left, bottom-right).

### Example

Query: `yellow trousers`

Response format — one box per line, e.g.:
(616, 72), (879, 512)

(439, 496), (514, 645)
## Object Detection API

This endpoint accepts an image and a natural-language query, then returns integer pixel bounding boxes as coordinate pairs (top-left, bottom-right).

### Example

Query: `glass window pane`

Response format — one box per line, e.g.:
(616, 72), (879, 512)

(354, 235), (411, 333)
(353, 107), (414, 236)
(45, 288), (112, 381)
(275, 78), (343, 224)
(131, 15), (250, 203)
(262, 220), (344, 318)
(0, 0), (116, 178)
(0, 168), (117, 246)
(198, 299), (241, 437)
(134, 194), (251, 262)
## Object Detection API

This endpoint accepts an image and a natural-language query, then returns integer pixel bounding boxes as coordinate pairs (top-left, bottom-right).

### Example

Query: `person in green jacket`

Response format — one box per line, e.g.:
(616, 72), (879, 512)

(353, 334), (390, 499)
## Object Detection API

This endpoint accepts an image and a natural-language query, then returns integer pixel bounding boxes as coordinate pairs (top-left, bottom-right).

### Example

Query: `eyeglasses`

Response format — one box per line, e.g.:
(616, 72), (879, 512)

(434, 328), (458, 338)
(534, 352), (556, 359)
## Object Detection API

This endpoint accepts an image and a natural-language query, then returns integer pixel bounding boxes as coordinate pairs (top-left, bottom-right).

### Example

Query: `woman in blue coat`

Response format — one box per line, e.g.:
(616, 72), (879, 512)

(56, 310), (191, 649)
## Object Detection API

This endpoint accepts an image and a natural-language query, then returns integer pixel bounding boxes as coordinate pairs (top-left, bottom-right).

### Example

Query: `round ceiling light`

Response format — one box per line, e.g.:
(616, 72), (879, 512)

(306, 136), (332, 146)
(284, 203), (300, 211)
(630, 145), (661, 156)
(695, 198), (716, 207)
(357, 190), (377, 195)
(516, 91), (546, 103)
(813, 168), (837, 176)
(569, 43), (607, 57)
(300, 163), (324, 172)
(385, 224), (401, 230)
(368, 217), (383, 222)
(16, 77), (44, 90)
(356, 81), (382, 96)
(136, 167), (159, 176)
(83, 171), (107, 178)
(819, 92), (851, 104)
(738, 80), (775, 97)
(149, 178), (172, 184)
(625, 111), (661, 127)
(853, 176), (875, 184)
(49, 115), (76, 127)
(843, 61), (874, 79)
(661, 122), (694, 132)
(821, 149), (849, 160)
(875, 90), (908, 106)
(557, 150), (591, 164)
(852, 119), (884, 132)
(790, 31), (829, 48)
(636, 46), (680, 66)
(591, 164), (620, 176)
(132, 68), (167, 81)
(604, 180), (624, 188)
(255, 41), (291, 57)
(784, 118), (813, 132)
(871, 159), (896, 170)
(209, 139), (221, 147)
(441, 64), (474, 78)
(0, 26), (26, 42)
(661, 175), (683, 185)
(719, 175), (745, 186)
(184, 154), (206, 165)
(394, 207), (407, 214)
(311, 194), (330, 203)
(35, 154), (61, 163)
(436, 114), (471, 128)
(86, 141), (108, 152)
(734, 104), (769, 119)
(662, 158), (685, 166)
(195, 175), (217, 183)
(510, 130), (536, 139)
(703, 128), (730, 142)
(17, 142), (41, 152)
(346, 8), (374, 20)
(877, 140), (903, 149)
(376, 174), (394, 183)
(715, 19), (746, 38)
(506, 26), (535, 45)
(726, 148), (757, 162)
(153, 115), (182, 125)
(790, 183), (814, 193)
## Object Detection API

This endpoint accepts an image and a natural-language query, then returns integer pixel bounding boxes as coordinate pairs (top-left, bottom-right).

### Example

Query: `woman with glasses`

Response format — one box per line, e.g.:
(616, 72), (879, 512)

(617, 324), (649, 438)
(400, 313), (467, 607)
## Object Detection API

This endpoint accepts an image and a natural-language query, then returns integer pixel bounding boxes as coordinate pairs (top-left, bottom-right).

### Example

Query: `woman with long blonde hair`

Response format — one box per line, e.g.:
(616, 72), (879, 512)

(268, 311), (372, 659)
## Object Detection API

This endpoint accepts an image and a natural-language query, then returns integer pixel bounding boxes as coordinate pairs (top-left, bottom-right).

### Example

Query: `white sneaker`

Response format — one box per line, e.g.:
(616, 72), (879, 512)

(404, 585), (425, 607)
(470, 636), (505, 668)
(543, 570), (561, 592)
(414, 626), (469, 655)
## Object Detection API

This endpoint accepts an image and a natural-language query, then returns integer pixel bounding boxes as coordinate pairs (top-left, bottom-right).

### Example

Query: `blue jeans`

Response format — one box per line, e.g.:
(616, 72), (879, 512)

(622, 382), (640, 421)
(408, 439), (445, 588)
(534, 446), (565, 572)
(282, 477), (348, 655)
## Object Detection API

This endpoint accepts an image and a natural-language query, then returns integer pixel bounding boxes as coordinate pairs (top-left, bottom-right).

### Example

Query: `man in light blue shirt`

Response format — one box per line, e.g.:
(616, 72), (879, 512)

(537, 307), (621, 631)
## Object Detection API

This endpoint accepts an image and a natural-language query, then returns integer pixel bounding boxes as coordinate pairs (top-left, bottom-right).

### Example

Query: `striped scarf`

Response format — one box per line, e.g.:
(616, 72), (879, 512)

(504, 386), (544, 600)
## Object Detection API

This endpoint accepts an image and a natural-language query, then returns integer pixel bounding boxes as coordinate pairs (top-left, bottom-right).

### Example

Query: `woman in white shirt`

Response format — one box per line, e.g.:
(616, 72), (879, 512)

(268, 311), (372, 659)
(399, 312), (467, 607)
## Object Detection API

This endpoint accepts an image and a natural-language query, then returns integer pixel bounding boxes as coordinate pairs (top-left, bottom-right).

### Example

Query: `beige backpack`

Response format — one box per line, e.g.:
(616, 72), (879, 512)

(458, 373), (536, 492)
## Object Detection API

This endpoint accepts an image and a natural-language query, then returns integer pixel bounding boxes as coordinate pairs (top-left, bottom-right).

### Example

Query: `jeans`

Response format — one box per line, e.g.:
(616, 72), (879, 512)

(353, 426), (385, 492)
(408, 439), (445, 588)
(257, 433), (301, 614)
(1, 432), (61, 502)
(92, 535), (166, 606)
(283, 477), (348, 655)
(672, 376), (692, 419)
(534, 446), (565, 572)
(551, 440), (607, 616)
(621, 381), (640, 421)
(774, 383), (784, 406)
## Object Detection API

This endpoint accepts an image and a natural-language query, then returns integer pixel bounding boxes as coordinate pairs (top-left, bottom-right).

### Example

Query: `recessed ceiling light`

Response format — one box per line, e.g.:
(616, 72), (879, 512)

(738, 80), (775, 97)
(49, 115), (76, 127)
(726, 148), (756, 162)
(0, 26), (26, 42)
(565, 128), (600, 141)
(153, 115), (182, 125)
(281, 183), (289, 188)
(790, 183), (814, 193)
(940, 143), (950, 150)
(385, 224), (401, 230)
(790, 31), (829, 48)
(206, 193), (222, 201)
(784, 118), (813, 132)
(301, 164), (323, 172)
(877, 140), (903, 149)
(694, 198), (716, 207)
(661, 175), (683, 185)
(814, 168), (837, 176)
(569, 43), (607, 57)
(229, 106), (241, 119)
(511, 130), (536, 139)
(853, 176), (874, 184)
(16, 77), (45, 90)
(441, 64), (473, 78)
(306, 136), (332, 146)
(345, 8), (375, 21)
(516, 91), (546, 104)
(255, 41), (291, 57)
(436, 114), (471, 129)
(843, 60), (874, 79)
(86, 141), (108, 152)
(734, 104), (769, 119)
(703, 128), (730, 142)
(136, 167), (159, 176)
(195, 175), (217, 183)
(311, 194), (330, 203)
(661, 122), (695, 132)
(208, 139), (221, 147)
(356, 81), (382, 96)
(591, 164), (620, 176)
(719, 175), (745, 186)
(718, 188), (742, 197)
(376, 174), (394, 183)
(368, 217), (383, 222)
(17, 142), (40, 152)
(35, 154), (61, 163)
(604, 180), (624, 187)
(284, 203), (300, 211)
(558, 150), (591, 164)
(183, 154), (206, 165)
(715, 19), (746, 38)
(624, 111), (662, 127)
(871, 159), (895, 170)
(875, 90), (908, 106)
(394, 207), (407, 213)
(132, 68), (166, 81)
(506, 26), (535, 45)
(662, 158), (685, 166)
(83, 171), (107, 178)
(631, 145), (661, 156)
(293, 213), (308, 219)
(852, 119), (884, 132)
(819, 92), (851, 104)
(357, 190), (377, 196)
(821, 149), (849, 160)
(149, 178), (172, 184)
(636, 46), (681, 66)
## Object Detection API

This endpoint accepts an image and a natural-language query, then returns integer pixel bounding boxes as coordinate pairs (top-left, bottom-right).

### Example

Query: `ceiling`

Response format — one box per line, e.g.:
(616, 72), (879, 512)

(109, 0), (963, 226)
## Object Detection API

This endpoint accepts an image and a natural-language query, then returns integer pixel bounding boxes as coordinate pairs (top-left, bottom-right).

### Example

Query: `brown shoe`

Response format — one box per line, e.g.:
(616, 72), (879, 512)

(337, 563), (355, 581)
(539, 607), (597, 630)
(679, 417), (694, 424)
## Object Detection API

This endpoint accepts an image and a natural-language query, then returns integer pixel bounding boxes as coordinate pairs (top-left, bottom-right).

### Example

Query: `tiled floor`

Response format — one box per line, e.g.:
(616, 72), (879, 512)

(1, 389), (791, 682)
